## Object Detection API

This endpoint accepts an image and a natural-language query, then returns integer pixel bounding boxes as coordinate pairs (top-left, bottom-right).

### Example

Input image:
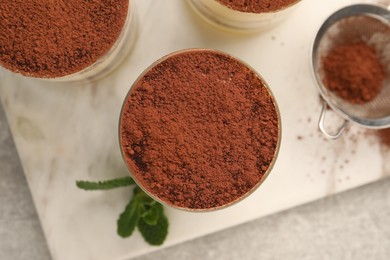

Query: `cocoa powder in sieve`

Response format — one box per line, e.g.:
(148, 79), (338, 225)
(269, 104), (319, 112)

(322, 42), (385, 104)
(0, 0), (128, 78)
(216, 0), (299, 13)
(120, 50), (280, 210)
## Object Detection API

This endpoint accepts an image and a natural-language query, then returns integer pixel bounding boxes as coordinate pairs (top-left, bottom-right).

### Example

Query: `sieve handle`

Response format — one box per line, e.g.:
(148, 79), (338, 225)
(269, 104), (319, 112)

(318, 100), (349, 140)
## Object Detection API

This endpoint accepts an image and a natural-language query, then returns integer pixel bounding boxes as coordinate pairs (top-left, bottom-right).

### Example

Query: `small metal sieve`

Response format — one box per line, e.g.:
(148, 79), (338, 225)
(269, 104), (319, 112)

(311, 4), (390, 139)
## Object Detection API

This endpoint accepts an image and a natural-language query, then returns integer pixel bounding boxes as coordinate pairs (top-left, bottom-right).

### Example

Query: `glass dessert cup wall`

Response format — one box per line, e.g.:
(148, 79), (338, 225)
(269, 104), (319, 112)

(188, 0), (302, 33)
(118, 49), (281, 212)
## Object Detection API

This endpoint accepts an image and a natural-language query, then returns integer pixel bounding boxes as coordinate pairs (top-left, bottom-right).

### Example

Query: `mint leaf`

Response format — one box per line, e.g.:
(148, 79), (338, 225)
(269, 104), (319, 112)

(76, 177), (135, 190)
(134, 187), (155, 205)
(117, 196), (141, 238)
(138, 204), (168, 245)
(142, 202), (161, 226)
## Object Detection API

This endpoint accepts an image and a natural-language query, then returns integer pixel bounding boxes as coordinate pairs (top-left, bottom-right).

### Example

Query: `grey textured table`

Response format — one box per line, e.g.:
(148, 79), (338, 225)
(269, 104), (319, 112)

(1, 99), (390, 260)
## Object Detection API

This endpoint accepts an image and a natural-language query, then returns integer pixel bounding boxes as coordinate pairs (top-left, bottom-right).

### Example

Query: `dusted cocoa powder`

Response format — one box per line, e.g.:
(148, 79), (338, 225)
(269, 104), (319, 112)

(217, 0), (299, 13)
(120, 50), (280, 210)
(322, 42), (385, 104)
(0, 0), (128, 78)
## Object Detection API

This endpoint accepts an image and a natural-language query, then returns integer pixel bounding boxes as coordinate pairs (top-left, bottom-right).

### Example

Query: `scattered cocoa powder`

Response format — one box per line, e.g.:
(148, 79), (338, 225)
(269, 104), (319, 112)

(322, 42), (385, 104)
(217, 0), (299, 13)
(120, 50), (280, 210)
(0, 0), (128, 78)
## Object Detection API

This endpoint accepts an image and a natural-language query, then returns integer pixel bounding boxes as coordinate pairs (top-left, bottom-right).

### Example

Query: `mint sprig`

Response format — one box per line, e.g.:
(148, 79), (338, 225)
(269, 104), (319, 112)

(76, 177), (169, 246)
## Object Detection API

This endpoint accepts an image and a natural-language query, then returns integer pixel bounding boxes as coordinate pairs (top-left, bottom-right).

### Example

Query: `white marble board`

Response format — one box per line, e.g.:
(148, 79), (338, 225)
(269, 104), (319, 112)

(0, 0), (389, 259)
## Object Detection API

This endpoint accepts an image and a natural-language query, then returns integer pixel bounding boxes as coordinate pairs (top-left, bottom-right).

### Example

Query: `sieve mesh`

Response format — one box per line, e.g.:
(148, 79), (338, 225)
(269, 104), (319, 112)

(313, 4), (390, 128)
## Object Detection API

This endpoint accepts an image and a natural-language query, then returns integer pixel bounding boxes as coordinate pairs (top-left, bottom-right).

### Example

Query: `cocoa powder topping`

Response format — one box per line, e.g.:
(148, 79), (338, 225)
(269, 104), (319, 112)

(120, 50), (280, 210)
(0, 0), (128, 78)
(217, 0), (299, 13)
(322, 42), (385, 104)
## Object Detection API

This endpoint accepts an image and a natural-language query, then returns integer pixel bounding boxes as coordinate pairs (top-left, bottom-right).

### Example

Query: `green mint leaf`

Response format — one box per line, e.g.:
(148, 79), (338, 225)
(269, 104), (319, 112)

(138, 204), (169, 245)
(134, 187), (155, 206)
(141, 202), (160, 226)
(117, 196), (141, 238)
(76, 177), (135, 190)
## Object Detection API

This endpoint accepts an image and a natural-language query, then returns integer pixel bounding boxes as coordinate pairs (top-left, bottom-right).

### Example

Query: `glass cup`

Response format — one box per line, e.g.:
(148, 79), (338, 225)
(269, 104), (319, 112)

(119, 49), (282, 211)
(0, 0), (137, 82)
(188, 0), (302, 33)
